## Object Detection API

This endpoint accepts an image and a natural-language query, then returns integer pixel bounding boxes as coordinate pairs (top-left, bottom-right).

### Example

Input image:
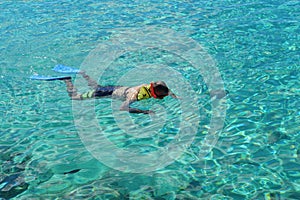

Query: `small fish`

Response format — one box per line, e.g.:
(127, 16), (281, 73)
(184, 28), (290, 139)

(268, 131), (288, 144)
(63, 169), (81, 175)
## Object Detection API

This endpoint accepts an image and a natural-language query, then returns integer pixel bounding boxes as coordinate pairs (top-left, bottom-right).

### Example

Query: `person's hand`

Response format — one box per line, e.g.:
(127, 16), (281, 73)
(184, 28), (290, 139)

(169, 92), (182, 100)
(143, 110), (155, 115)
(173, 95), (182, 100)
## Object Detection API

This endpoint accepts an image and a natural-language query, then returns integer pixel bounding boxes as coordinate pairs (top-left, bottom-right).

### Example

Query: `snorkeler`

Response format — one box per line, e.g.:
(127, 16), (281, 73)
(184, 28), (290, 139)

(31, 65), (227, 114)
(30, 65), (177, 114)
(63, 71), (177, 114)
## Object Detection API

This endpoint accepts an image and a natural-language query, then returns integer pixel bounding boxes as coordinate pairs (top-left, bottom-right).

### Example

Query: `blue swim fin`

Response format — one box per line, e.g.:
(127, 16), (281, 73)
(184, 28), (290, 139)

(30, 75), (71, 81)
(52, 64), (80, 74)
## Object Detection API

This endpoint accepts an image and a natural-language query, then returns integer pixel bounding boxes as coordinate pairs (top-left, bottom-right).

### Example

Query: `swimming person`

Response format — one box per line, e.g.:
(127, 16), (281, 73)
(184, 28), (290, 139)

(63, 71), (177, 114)
(31, 65), (227, 114)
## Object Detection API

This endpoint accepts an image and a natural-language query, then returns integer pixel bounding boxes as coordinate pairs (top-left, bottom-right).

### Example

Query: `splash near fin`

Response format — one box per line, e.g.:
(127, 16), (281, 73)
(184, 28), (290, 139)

(52, 64), (80, 74)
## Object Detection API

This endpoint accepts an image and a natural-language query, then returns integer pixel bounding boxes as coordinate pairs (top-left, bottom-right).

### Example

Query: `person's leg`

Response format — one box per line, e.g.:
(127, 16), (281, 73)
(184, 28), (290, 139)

(63, 78), (82, 100)
(79, 71), (99, 89)
(63, 72), (100, 100)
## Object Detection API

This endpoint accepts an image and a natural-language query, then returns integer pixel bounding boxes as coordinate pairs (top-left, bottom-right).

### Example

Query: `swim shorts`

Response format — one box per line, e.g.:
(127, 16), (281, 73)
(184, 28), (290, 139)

(81, 86), (118, 99)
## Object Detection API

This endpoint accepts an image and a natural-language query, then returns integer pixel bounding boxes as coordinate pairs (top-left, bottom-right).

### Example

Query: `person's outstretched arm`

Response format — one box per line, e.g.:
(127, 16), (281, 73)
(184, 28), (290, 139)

(120, 100), (153, 114)
(168, 90), (178, 99)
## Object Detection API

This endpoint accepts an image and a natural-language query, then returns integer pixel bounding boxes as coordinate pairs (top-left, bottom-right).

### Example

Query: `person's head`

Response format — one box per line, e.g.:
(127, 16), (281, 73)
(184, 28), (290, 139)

(150, 81), (169, 99)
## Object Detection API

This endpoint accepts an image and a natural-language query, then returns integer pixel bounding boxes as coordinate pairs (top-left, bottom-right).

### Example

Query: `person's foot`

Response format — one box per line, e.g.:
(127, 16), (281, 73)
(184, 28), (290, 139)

(78, 70), (86, 75)
(57, 76), (71, 80)
(63, 77), (72, 82)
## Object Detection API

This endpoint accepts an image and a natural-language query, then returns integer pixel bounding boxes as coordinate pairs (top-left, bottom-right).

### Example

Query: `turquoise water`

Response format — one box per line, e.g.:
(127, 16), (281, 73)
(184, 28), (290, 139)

(1, 0), (299, 199)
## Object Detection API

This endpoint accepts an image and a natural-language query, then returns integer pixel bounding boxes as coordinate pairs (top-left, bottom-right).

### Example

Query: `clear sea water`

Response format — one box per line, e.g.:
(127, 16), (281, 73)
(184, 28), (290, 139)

(0, 0), (299, 199)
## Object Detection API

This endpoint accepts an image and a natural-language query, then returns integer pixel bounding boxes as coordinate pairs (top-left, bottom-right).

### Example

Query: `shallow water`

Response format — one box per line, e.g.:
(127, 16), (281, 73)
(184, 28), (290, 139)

(1, 0), (299, 199)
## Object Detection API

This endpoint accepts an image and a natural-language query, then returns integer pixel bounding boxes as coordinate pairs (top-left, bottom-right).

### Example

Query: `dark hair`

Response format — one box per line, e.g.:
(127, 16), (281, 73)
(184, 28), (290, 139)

(153, 81), (169, 95)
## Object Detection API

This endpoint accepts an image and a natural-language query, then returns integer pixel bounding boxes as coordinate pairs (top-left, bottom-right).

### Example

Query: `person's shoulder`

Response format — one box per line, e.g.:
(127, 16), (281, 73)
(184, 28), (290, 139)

(125, 84), (147, 101)
(138, 83), (148, 87)
(131, 84), (148, 90)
